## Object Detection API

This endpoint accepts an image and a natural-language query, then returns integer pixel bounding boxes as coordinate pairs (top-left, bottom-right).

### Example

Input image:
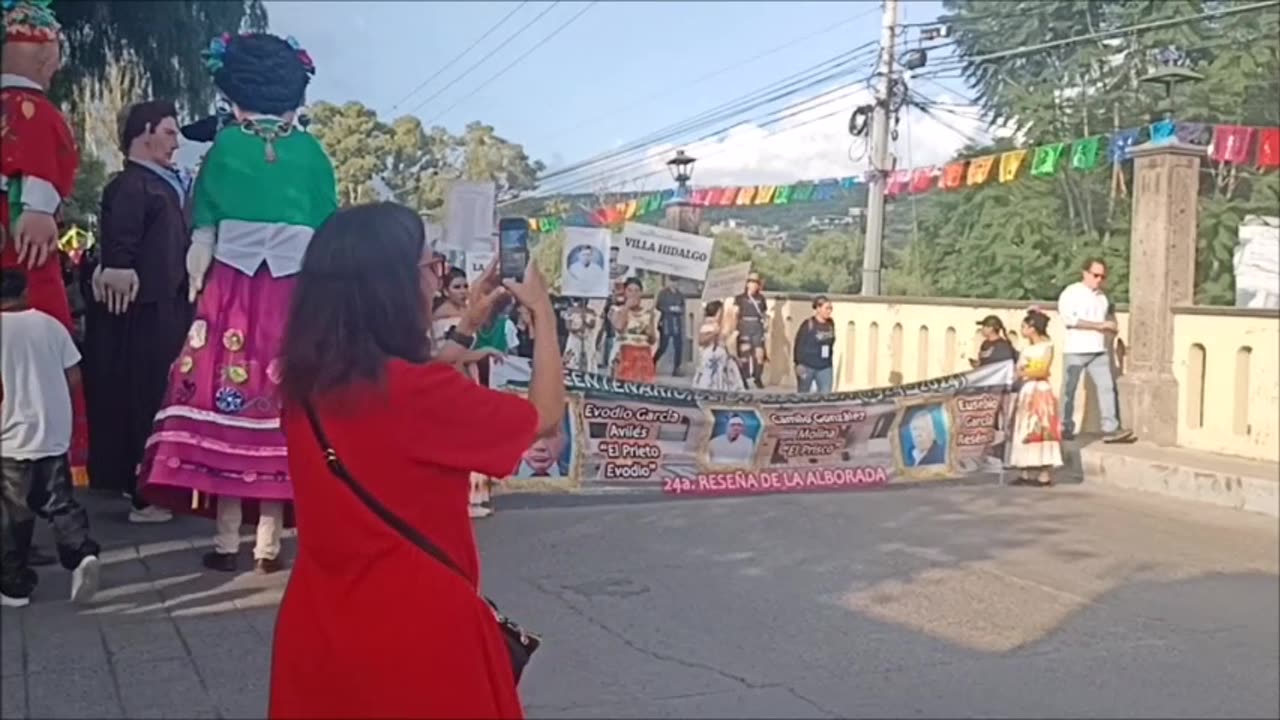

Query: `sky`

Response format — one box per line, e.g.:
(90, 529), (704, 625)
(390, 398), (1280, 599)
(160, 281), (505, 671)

(250, 0), (989, 194)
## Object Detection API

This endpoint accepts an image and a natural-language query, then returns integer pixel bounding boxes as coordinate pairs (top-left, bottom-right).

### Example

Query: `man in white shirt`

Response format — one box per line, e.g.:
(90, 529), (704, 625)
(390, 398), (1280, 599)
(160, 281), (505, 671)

(1057, 258), (1134, 443)
(566, 245), (606, 294)
(707, 414), (757, 465)
(1, 270), (101, 607)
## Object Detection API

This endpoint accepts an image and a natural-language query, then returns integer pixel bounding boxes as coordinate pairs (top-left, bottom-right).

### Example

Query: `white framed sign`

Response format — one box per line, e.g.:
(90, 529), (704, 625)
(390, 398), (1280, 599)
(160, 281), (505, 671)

(616, 222), (714, 281)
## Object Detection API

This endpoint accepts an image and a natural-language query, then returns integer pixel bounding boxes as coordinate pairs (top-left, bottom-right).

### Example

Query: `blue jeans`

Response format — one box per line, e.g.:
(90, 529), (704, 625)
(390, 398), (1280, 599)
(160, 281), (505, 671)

(796, 366), (834, 394)
(1061, 352), (1119, 435)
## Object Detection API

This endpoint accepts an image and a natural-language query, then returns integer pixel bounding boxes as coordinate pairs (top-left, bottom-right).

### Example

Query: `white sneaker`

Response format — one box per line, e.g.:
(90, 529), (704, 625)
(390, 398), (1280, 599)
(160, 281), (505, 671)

(0, 593), (30, 608)
(468, 504), (493, 519)
(70, 555), (100, 604)
(129, 505), (173, 524)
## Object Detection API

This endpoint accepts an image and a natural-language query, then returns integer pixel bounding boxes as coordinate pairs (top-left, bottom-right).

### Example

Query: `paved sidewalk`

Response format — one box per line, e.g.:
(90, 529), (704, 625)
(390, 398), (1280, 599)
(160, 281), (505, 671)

(3, 481), (1278, 719)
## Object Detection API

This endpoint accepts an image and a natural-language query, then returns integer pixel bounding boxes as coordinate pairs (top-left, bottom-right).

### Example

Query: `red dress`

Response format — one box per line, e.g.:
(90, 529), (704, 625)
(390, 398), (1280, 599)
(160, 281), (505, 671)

(270, 360), (539, 720)
(1, 84), (88, 474)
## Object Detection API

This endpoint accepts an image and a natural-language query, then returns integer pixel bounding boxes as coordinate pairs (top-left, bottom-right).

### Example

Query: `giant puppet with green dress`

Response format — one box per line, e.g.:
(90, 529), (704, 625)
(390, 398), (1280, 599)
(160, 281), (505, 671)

(139, 32), (337, 574)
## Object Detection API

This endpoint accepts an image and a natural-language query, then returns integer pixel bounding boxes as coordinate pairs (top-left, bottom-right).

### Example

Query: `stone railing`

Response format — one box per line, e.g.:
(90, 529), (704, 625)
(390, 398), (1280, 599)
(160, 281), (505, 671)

(673, 294), (1279, 464)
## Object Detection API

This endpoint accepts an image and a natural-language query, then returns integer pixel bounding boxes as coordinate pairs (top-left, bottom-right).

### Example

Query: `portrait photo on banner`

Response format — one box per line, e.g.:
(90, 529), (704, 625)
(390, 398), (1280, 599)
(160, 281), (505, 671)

(891, 398), (955, 478)
(703, 407), (764, 469)
(508, 400), (579, 489)
(560, 227), (612, 298)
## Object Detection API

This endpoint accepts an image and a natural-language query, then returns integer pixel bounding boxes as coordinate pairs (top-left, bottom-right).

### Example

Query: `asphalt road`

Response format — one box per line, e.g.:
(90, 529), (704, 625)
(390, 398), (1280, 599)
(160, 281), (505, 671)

(2, 481), (1277, 718)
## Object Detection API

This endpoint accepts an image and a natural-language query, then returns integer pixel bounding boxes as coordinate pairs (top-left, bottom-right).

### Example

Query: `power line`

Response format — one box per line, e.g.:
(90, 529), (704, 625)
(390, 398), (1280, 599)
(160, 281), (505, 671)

(529, 4), (882, 149)
(423, 2), (597, 127)
(530, 69), (867, 195)
(914, 0), (1280, 78)
(531, 43), (880, 190)
(404, 1), (562, 120)
(522, 77), (872, 199)
(387, 1), (530, 113)
(551, 100), (861, 202)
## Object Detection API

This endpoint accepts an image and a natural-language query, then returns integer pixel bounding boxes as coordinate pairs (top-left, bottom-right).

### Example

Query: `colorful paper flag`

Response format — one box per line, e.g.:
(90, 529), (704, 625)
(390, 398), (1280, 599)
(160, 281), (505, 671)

(1150, 119), (1176, 145)
(773, 185), (793, 205)
(1071, 136), (1102, 170)
(910, 167), (936, 194)
(1109, 128), (1140, 164)
(941, 162), (966, 190)
(1259, 128), (1280, 169)
(755, 185), (776, 204)
(791, 184), (814, 201)
(1031, 143), (1065, 177)
(967, 156), (995, 186)
(624, 199), (638, 219)
(735, 186), (756, 205)
(998, 149), (1028, 183)
(1211, 125), (1255, 165)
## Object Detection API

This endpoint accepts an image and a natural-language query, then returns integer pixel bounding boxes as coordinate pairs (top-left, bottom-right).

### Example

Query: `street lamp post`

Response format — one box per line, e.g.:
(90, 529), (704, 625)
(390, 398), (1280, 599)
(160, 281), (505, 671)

(1138, 48), (1205, 144)
(663, 149), (700, 234)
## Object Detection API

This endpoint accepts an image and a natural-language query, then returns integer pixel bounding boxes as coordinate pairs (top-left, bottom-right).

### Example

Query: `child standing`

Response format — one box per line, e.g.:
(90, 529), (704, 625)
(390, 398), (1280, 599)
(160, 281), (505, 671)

(1, 270), (101, 606)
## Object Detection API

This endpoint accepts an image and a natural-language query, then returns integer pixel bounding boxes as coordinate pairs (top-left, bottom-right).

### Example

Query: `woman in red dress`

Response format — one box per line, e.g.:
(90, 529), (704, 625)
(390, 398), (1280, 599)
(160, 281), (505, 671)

(269, 202), (565, 719)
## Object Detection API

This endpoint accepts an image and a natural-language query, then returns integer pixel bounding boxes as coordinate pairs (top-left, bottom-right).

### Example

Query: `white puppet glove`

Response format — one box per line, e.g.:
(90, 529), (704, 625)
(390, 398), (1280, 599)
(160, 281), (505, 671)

(186, 229), (215, 303)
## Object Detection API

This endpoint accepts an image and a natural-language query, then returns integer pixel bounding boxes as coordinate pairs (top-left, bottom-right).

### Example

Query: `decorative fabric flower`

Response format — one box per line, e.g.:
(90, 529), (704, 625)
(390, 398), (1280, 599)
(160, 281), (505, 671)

(215, 387), (246, 414)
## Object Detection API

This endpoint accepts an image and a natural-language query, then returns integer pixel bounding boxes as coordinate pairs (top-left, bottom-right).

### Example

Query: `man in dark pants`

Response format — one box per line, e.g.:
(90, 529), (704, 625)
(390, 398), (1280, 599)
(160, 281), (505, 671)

(81, 100), (193, 523)
(653, 277), (687, 376)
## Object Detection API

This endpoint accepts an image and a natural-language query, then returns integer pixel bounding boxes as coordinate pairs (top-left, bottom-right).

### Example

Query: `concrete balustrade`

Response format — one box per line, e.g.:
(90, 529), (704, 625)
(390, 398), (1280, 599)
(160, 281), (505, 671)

(676, 293), (1278, 464)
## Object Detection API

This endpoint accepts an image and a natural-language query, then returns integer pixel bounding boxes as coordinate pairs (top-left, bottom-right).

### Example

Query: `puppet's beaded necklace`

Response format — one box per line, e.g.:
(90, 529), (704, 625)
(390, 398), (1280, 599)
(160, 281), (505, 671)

(238, 117), (295, 163)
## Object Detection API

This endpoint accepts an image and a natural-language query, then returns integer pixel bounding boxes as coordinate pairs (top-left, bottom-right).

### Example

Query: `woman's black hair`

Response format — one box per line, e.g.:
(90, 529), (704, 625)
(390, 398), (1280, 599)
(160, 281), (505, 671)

(705, 300), (723, 317)
(812, 295), (830, 310)
(1, 269), (28, 302)
(1022, 309), (1050, 338)
(443, 267), (466, 287)
(280, 202), (429, 404)
(624, 277), (643, 291)
(214, 34), (312, 116)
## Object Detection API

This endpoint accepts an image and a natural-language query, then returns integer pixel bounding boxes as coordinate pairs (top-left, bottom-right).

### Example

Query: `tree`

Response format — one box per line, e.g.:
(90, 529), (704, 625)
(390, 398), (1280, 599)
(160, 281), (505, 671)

(52, 1), (268, 115)
(787, 232), (864, 294)
(895, 0), (1280, 303)
(307, 102), (545, 212)
(308, 101), (390, 207)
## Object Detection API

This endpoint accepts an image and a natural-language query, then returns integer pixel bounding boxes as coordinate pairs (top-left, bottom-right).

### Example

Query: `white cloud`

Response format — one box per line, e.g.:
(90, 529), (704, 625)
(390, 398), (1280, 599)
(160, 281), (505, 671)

(550, 85), (994, 195)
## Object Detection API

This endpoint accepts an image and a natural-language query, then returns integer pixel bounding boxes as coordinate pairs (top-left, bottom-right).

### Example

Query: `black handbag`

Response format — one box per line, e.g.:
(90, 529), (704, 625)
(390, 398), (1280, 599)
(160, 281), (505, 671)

(301, 401), (541, 683)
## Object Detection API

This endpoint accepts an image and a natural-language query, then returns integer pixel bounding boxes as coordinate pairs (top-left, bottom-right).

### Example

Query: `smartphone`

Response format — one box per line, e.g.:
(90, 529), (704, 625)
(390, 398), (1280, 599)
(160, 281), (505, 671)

(497, 217), (530, 282)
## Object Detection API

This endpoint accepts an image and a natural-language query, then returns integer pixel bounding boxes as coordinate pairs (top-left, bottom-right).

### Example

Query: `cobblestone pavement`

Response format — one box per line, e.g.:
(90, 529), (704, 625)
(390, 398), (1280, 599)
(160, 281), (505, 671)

(3, 481), (1277, 718)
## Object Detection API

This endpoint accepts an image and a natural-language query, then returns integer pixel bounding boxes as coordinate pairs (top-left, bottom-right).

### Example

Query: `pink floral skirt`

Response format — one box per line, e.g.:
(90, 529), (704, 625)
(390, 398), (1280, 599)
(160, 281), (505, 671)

(140, 261), (297, 517)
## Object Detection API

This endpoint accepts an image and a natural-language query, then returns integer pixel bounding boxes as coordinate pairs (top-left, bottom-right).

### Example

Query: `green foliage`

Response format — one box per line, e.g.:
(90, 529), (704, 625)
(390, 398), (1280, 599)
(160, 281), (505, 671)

(531, 228), (565, 289)
(52, 1), (268, 114)
(62, 153), (107, 231)
(886, 0), (1280, 303)
(307, 101), (543, 212)
(708, 229), (863, 294)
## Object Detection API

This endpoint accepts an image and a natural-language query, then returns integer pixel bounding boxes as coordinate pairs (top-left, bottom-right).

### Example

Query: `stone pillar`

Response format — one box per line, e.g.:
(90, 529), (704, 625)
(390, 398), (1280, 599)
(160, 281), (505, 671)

(1115, 141), (1203, 446)
(663, 199), (701, 234)
(661, 194), (702, 368)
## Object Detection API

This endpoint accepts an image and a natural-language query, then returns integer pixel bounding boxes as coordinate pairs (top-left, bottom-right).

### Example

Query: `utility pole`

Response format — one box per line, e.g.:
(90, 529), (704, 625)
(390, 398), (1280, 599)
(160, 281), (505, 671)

(860, 0), (899, 297)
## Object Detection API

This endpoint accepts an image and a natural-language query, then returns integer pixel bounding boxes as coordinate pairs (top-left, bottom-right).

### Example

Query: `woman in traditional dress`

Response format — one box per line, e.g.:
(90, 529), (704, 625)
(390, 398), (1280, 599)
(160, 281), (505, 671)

(139, 32), (336, 573)
(1006, 308), (1063, 487)
(561, 298), (597, 372)
(609, 277), (657, 383)
(692, 300), (745, 391)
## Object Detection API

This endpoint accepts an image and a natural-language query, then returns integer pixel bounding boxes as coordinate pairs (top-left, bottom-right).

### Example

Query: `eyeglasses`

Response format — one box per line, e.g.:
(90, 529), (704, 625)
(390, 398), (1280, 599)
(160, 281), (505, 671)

(1089, 271), (1107, 280)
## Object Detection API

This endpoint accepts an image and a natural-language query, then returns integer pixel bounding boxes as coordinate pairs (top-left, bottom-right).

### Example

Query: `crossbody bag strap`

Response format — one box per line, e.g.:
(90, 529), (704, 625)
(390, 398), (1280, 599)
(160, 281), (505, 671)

(300, 400), (471, 584)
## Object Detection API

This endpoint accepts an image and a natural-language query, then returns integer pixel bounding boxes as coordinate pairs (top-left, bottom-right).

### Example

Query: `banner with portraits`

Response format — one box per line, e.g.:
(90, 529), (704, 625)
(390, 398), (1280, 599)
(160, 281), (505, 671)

(488, 358), (1017, 497)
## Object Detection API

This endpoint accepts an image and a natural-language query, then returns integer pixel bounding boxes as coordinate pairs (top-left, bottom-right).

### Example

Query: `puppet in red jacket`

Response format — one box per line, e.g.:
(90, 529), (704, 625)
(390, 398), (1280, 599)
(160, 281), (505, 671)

(1, 0), (87, 477)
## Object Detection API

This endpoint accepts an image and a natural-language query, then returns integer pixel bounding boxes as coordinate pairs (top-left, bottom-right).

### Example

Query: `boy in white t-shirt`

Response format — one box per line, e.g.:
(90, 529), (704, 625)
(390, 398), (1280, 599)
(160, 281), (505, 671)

(1, 270), (101, 607)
